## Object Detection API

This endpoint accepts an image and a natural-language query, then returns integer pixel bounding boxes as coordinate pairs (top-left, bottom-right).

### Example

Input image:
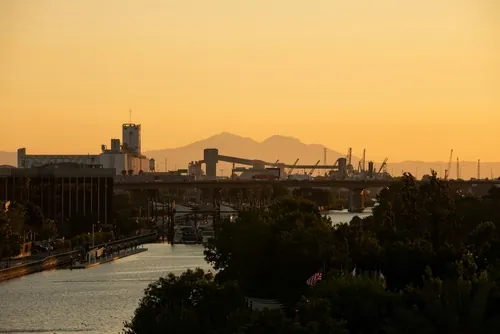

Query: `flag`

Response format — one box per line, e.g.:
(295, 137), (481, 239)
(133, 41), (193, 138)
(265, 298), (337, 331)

(379, 272), (387, 289)
(351, 267), (356, 276)
(306, 271), (322, 286)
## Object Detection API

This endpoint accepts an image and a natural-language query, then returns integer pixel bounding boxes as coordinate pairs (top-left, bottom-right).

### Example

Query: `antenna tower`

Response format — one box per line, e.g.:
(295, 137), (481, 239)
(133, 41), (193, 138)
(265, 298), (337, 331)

(129, 109), (132, 123)
(323, 148), (327, 165)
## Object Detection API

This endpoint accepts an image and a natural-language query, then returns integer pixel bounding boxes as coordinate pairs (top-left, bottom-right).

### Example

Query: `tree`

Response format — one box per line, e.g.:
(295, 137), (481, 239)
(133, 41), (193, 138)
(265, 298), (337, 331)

(123, 268), (247, 334)
(303, 276), (402, 334)
(125, 171), (500, 333)
(385, 267), (500, 334)
(204, 197), (334, 301)
(24, 202), (44, 232)
(0, 203), (24, 259)
(343, 172), (471, 290)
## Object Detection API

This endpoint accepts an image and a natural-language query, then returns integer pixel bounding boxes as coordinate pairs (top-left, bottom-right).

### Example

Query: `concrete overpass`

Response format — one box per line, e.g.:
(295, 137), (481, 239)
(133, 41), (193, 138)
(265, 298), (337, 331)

(114, 179), (500, 212)
(114, 179), (500, 190)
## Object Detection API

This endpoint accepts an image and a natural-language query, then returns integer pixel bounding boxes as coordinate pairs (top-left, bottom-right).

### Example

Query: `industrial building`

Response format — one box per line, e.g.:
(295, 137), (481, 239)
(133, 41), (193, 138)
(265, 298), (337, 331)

(191, 147), (390, 181)
(17, 123), (149, 175)
(196, 148), (349, 180)
(0, 164), (115, 225)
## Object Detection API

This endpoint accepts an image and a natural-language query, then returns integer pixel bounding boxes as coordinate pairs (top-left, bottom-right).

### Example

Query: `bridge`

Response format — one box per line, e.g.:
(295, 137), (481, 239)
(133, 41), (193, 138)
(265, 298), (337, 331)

(114, 179), (500, 212)
(114, 178), (500, 190)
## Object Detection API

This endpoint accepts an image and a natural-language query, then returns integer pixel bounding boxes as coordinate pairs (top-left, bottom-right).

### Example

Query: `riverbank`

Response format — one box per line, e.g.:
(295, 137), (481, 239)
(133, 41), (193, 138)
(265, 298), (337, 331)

(72, 247), (148, 269)
(0, 250), (78, 283)
(0, 232), (157, 282)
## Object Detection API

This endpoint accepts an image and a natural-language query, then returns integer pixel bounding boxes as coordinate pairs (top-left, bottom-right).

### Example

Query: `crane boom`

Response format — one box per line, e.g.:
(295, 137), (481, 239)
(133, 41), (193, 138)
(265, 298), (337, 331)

(378, 158), (388, 174)
(308, 160), (320, 176)
(444, 149), (453, 180)
(346, 148), (352, 166)
(287, 158), (300, 175)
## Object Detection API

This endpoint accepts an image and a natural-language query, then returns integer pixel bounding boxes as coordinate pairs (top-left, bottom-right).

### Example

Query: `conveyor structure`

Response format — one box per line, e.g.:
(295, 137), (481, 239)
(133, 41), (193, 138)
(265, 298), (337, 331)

(201, 148), (348, 180)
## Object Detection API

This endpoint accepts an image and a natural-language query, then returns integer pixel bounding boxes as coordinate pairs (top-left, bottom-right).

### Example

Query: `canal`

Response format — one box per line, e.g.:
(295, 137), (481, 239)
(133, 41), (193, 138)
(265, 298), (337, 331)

(0, 210), (370, 334)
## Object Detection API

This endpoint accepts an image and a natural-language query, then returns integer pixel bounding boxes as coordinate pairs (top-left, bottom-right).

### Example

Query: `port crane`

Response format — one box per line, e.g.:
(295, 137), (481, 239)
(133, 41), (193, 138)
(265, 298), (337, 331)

(308, 160), (320, 176)
(346, 148), (352, 166)
(287, 158), (299, 175)
(444, 149), (453, 180)
(357, 149), (366, 172)
(378, 158), (388, 174)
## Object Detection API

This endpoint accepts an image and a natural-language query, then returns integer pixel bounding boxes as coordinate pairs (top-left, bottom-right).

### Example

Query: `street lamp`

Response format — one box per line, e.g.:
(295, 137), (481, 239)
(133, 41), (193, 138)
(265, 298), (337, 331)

(92, 221), (99, 247)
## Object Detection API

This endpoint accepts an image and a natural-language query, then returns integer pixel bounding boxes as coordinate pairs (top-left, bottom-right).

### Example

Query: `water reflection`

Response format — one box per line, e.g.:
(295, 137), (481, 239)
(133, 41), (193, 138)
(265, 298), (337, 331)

(0, 210), (371, 334)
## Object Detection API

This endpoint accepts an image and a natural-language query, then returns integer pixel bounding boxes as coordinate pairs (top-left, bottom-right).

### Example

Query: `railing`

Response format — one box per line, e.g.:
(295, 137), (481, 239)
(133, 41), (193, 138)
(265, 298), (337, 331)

(93, 232), (157, 249)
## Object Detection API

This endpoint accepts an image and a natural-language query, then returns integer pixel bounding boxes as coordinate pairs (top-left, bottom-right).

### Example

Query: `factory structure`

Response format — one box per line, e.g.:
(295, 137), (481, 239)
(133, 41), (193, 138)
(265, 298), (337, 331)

(187, 148), (390, 181)
(16, 122), (390, 182)
(17, 123), (149, 175)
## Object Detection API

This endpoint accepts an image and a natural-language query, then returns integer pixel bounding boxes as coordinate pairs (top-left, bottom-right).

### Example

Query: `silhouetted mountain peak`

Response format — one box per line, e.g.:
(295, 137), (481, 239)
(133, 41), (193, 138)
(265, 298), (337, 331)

(261, 135), (303, 146)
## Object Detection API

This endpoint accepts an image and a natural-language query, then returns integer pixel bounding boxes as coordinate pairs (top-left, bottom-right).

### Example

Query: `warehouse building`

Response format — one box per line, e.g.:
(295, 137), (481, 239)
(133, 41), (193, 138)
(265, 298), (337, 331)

(17, 123), (149, 175)
(0, 164), (114, 226)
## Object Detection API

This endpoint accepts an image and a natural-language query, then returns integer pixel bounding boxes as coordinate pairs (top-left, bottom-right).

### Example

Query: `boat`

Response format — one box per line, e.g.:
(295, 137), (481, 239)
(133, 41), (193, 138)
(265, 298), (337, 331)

(180, 226), (199, 244)
(173, 226), (184, 243)
(173, 226), (200, 244)
(200, 228), (215, 243)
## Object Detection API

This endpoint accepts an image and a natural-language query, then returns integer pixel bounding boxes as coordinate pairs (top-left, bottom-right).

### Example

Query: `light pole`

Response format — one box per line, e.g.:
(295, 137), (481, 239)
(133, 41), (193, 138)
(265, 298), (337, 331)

(92, 221), (99, 247)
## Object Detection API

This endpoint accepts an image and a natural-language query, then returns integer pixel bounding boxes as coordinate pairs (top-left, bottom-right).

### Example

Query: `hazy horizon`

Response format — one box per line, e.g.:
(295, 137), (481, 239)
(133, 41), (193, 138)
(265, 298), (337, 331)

(1, 0), (499, 162)
(1, 131), (500, 165)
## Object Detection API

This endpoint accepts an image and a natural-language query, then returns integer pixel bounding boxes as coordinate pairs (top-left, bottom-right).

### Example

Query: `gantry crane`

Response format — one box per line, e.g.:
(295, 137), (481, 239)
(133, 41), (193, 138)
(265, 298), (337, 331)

(308, 160), (320, 176)
(444, 149), (453, 180)
(287, 158), (299, 175)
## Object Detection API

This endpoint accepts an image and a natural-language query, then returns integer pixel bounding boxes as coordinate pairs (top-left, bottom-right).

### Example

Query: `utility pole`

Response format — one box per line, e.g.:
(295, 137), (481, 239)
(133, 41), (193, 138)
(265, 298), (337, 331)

(323, 148), (327, 166)
(162, 198), (166, 242)
(456, 157), (460, 180)
(478, 159), (481, 179)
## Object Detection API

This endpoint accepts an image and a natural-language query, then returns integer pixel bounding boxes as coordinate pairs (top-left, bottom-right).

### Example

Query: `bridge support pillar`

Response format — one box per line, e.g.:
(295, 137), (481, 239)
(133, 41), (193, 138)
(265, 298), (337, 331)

(195, 189), (201, 204)
(348, 188), (365, 213)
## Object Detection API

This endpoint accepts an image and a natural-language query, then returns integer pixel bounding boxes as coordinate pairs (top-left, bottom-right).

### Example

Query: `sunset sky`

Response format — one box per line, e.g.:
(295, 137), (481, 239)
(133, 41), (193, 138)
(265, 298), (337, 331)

(1, 0), (499, 162)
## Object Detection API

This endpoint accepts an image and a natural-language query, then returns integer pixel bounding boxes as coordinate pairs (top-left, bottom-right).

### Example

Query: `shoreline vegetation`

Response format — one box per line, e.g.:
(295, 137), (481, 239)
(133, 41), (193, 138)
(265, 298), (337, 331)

(124, 172), (500, 334)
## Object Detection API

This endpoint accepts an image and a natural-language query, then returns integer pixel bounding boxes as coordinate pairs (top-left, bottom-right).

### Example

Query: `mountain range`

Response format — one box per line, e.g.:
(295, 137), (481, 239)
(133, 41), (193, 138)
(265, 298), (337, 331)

(1, 133), (499, 180)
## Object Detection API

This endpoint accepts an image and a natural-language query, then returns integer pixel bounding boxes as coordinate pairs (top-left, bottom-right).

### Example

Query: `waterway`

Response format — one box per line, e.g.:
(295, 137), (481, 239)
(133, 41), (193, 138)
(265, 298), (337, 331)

(0, 209), (370, 334)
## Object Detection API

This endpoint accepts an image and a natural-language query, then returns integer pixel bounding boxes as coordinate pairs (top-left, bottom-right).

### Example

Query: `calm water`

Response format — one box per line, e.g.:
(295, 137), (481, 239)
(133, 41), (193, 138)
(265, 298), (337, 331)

(0, 210), (370, 334)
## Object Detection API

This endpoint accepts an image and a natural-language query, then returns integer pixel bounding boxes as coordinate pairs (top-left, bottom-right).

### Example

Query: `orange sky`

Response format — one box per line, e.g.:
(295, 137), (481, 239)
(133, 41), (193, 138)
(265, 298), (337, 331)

(1, 0), (499, 162)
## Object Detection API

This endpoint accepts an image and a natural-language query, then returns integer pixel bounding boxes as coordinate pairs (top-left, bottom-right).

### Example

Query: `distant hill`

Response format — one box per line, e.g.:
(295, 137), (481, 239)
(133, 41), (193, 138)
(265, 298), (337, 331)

(143, 133), (500, 179)
(0, 151), (16, 167)
(144, 132), (354, 173)
(1, 135), (499, 179)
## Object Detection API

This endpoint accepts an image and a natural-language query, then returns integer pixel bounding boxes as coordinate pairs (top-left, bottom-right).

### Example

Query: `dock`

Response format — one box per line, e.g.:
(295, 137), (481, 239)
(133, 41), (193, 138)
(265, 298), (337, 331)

(72, 247), (148, 269)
